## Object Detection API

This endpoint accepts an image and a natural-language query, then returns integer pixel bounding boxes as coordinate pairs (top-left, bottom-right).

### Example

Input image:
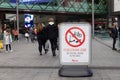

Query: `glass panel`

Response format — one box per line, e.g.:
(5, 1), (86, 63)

(0, 0), (108, 14)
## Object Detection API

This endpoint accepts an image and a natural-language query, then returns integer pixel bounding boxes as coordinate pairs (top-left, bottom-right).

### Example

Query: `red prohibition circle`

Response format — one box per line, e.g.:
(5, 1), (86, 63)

(65, 27), (85, 47)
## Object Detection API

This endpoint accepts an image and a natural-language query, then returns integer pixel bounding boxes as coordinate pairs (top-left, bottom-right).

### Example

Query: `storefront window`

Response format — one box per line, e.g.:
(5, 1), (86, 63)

(87, 0), (92, 3)
(75, 0), (83, 2)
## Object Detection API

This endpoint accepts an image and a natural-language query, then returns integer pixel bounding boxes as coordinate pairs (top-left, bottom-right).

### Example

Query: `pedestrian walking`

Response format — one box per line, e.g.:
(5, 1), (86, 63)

(46, 18), (58, 56)
(29, 28), (35, 43)
(25, 30), (30, 42)
(13, 28), (18, 41)
(3, 27), (13, 53)
(37, 23), (48, 55)
(34, 27), (38, 40)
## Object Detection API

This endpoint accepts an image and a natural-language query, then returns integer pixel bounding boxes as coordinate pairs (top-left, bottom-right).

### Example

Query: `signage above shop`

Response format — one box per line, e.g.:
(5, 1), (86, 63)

(10, 0), (53, 4)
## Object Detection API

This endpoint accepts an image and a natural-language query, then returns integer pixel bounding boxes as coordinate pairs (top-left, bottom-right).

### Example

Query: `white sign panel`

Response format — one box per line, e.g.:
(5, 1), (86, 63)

(59, 22), (91, 65)
(6, 14), (16, 21)
(114, 0), (120, 12)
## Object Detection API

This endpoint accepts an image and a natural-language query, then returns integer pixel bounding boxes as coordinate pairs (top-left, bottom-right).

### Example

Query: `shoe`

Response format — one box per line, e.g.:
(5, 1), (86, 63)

(52, 51), (56, 56)
(45, 50), (48, 54)
(53, 54), (56, 56)
(10, 50), (13, 52)
(112, 48), (117, 50)
(5, 51), (9, 53)
(40, 52), (42, 55)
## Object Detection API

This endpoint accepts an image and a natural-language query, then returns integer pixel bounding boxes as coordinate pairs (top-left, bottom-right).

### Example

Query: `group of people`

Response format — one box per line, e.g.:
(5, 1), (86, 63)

(24, 28), (37, 43)
(2, 17), (58, 56)
(23, 17), (58, 56)
(36, 18), (58, 56)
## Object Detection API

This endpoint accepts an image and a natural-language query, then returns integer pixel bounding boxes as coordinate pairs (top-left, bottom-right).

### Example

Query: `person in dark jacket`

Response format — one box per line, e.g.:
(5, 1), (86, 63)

(46, 18), (58, 56)
(37, 23), (47, 55)
(110, 23), (119, 50)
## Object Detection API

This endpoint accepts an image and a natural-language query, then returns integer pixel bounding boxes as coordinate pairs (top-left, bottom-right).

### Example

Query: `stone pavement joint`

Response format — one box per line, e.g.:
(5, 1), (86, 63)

(1, 66), (120, 70)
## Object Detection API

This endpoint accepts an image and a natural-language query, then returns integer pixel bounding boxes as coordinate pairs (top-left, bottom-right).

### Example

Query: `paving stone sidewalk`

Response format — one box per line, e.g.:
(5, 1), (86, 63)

(0, 68), (120, 80)
(0, 38), (120, 68)
(0, 38), (120, 80)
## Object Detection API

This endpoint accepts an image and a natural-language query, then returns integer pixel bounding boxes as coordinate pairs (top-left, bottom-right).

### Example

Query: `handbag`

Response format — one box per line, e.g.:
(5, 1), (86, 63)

(25, 33), (29, 37)
(45, 40), (49, 50)
(0, 40), (3, 49)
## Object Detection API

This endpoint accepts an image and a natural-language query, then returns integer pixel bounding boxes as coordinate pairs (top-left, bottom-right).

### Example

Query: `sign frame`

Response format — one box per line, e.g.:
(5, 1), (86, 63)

(59, 22), (92, 65)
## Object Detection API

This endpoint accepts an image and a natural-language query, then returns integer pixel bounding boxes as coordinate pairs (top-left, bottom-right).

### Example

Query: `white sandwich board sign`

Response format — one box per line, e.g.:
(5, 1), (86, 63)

(59, 22), (91, 65)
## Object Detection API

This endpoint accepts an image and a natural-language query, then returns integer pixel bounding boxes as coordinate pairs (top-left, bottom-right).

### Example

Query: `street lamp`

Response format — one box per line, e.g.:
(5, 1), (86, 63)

(92, 0), (94, 38)
(16, 0), (19, 36)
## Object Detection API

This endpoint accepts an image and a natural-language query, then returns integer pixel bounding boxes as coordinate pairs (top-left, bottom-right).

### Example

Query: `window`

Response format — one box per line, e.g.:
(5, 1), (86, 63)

(75, 0), (83, 2)
(87, 0), (92, 3)
(94, 0), (99, 4)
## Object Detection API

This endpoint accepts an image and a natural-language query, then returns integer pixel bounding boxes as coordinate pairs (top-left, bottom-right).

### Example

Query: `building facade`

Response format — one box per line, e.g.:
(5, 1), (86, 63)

(0, 0), (108, 30)
(110, 0), (120, 27)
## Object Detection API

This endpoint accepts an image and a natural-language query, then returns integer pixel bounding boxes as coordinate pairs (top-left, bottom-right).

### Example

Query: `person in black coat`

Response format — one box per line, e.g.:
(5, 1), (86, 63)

(46, 18), (58, 56)
(37, 23), (48, 55)
(110, 23), (119, 50)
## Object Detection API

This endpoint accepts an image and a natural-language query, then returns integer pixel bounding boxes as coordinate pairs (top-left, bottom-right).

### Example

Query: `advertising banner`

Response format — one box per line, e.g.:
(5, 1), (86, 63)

(10, 0), (52, 4)
(59, 22), (91, 65)
(24, 14), (34, 28)
(114, 0), (120, 12)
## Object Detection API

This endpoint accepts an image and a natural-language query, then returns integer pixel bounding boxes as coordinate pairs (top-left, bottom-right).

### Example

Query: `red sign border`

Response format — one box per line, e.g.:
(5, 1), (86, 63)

(65, 27), (85, 47)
